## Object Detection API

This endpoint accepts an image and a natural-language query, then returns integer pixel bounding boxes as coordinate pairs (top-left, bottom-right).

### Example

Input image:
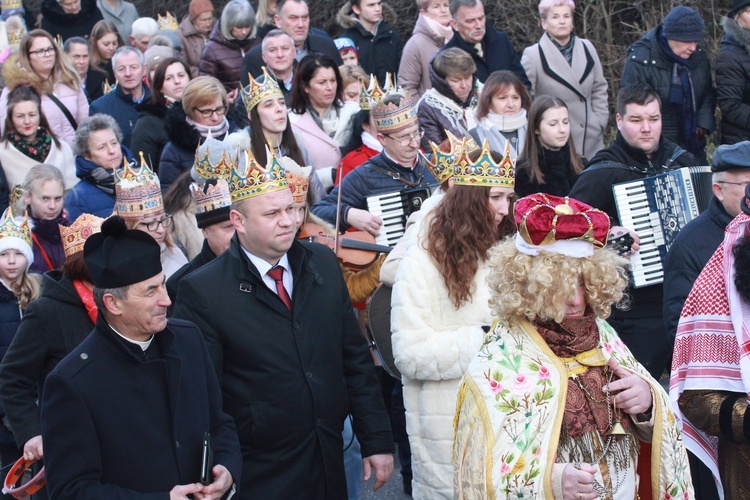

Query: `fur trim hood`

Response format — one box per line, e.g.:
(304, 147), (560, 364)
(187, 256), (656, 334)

(722, 16), (750, 54)
(164, 103), (202, 152)
(336, 1), (397, 30)
(1, 54), (54, 94)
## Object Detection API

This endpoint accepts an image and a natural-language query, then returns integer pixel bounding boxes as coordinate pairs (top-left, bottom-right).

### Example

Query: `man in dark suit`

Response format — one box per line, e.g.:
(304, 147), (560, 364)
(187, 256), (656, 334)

(242, 0), (342, 79)
(173, 156), (394, 498)
(442, 0), (530, 86)
(40, 216), (241, 499)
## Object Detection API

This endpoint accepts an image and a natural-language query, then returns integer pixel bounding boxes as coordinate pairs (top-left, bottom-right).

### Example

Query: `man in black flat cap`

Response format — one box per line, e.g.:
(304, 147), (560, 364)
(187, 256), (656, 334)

(40, 216), (242, 499)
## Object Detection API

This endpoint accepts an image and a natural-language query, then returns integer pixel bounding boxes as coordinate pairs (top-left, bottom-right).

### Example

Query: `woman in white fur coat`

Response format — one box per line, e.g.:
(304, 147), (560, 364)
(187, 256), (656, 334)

(391, 145), (517, 498)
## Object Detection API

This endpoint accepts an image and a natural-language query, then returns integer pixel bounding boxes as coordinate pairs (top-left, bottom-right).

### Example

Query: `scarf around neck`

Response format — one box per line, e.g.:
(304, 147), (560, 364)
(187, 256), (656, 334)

(8, 128), (52, 163)
(421, 13), (453, 45)
(548, 31), (576, 65)
(185, 116), (230, 138)
(482, 109), (527, 133)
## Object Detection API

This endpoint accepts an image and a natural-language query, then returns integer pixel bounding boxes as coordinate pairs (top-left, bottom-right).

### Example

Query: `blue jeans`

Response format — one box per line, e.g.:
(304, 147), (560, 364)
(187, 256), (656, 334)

(343, 415), (362, 500)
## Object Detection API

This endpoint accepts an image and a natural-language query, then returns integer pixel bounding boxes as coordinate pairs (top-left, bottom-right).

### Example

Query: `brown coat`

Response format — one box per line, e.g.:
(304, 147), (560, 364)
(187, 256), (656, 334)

(521, 34), (609, 159)
(178, 15), (210, 77)
(397, 13), (446, 99)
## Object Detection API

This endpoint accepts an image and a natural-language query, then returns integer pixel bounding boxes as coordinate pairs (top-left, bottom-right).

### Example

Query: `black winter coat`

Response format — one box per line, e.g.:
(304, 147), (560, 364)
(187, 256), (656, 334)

(621, 26), (716, 154)
(130, 101), (169, 172)
(41, 317), (242, 499)
(40, 0), (103, 42)
(166, 239), (216, 309)
(715, 17), (750, 145)
(337, 18), (403, 84)
(158, 104), (237, 194)
(0, 271), (92, 448)
(442, 22), (530, 87)
(311, 152), (437, 229)
(663, 196), (733, 343)
(89, 83), (152, 150)
(173, 237), (393, 499)
(569, 132), (697, 320)
(514, 144), (582, 198)
(198, 19), (255, 92)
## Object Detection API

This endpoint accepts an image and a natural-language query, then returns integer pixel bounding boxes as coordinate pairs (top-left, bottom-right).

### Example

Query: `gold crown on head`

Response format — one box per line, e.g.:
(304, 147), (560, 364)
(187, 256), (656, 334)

(1, 0), (22, 11)
(453, 139), (516, 188)
(0, 207), (31, 248)
(103, 79), (114, 95)
(8, 184), (23, 210)
(359, 73), (394, 111)
(371, 92), (418, 133)
(191, 178), (232, 214)
(115, 153), (164, 220)
(193, 135), (238, 182)
(59, 213), (104, 258)
(158, 12), (178, 31)
(241, 67), (283, 113)
(418, 130), (463, 185)
(278, 155), (312, 204)
(229, 146), (288, 203)
(6, 20), (24, 47)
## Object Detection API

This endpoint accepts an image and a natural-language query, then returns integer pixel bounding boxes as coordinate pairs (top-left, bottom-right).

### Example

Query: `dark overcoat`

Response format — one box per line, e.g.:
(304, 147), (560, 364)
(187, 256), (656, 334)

(41, 317), (242, 499)
(173, 237), (393, 499)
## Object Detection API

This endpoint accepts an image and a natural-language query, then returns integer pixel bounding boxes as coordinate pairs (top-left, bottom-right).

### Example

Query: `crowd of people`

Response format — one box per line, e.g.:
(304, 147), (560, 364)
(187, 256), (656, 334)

(0, 0), (747, 498)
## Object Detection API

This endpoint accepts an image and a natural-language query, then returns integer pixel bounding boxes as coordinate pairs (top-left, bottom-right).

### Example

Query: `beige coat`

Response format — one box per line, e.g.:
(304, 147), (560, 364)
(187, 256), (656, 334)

(398, 13), (447, 99)
(521, 34), (609, 159)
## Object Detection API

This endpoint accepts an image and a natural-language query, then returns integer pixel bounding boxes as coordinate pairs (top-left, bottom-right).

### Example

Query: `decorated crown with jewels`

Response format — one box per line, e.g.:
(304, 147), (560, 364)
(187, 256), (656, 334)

(279, 155), (312, 204)
(115, 153), (164, 220)
(453, 138), (516, 187)
(193, 135), (238, 182)
(1, 0), (22, 11)
(190, 178), (232, 228)
(229, 146), (288, 203)
(241, 67), (283, 113)
(359, 73), (395, 111)
(6, 20), (24, 46)
(371, 91), (418, 133)
(158, 11), (178, 31)
(418, 131), (463, 185)
(0, 207), (31, 247)
(59, 213), (104, 258)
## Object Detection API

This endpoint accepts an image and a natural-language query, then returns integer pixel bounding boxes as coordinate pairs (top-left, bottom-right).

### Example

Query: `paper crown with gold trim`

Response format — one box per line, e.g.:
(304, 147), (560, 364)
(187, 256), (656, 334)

(103, 79), (114, 95)
(8, 184), (23, 211)
(371, 93), (418, 133)
(279, 155), (312, 203)
(419, 130), (482, 185)
(1, 0), (22, 12)
(190, 178), (232, 228)
(158, 12), (178, 31)
(229, 146), (288, 203)
(115, 153), (165, 220)
(241, 67), (283, 113)
(453, 138), (515, 187)
(59, 213), (104, 258)
(514, 194), (610, 258)
(5, 18), (24, 46)
(192, 135), (238, 182)
(0, 207), (33, 269)
(359, 73), (395, 111)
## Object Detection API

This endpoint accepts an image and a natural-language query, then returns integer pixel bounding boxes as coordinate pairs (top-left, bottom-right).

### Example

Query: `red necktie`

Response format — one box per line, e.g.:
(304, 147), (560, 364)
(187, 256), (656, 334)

(267, 266), (292, 310)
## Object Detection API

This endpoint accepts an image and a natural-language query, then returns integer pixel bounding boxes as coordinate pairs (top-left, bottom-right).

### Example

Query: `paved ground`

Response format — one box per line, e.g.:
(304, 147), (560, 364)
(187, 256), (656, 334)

(359, 451), (411, 499)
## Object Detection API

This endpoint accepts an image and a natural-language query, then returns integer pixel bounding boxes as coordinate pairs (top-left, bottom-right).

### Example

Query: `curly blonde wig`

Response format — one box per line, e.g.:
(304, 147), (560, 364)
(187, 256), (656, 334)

(487, 237), (630, 324)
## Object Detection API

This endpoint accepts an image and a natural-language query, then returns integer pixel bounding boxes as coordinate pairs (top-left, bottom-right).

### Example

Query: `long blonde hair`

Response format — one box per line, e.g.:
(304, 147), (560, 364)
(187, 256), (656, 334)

(13, 273), (41, 309)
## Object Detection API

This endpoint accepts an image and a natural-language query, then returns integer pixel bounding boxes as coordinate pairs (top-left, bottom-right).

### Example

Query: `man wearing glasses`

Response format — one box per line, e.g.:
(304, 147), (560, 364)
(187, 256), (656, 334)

(311, 93), (437, 235)
(90, 46), (151, 149)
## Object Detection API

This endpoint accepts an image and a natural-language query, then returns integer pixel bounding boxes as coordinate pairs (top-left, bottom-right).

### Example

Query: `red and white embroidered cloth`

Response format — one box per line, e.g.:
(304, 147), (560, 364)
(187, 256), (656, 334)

(669, 213), (750, 499)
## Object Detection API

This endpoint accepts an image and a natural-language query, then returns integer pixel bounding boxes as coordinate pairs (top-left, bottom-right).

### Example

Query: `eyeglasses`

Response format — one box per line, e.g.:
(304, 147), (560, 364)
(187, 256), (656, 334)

(717, 180), (750, 187)
(384, 129), (424, 146)
(194, 105), (228, 118)
(29, 47), (55, 57)
(138, 215), (173, 231)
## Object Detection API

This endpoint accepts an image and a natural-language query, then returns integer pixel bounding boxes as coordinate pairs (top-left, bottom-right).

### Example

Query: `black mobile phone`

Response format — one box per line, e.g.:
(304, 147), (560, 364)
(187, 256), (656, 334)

(200, 432), (214, 486)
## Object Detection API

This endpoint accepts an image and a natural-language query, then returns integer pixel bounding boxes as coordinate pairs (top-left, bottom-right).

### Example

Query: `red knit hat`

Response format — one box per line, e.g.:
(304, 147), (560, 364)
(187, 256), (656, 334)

(514, 193), (610, 258)
(189, 0), (214, 21)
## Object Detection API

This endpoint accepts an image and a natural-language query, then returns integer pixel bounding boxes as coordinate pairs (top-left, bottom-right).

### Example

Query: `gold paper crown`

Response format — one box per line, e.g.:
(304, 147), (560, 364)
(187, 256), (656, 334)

(115, 153), (165, 220)
(1, 0), (22, 11)
(453, 139), (516, 187)
(103, 79), (114, 95)
(0, 207), (31, 248)
(229, 146), (288, 203)
(193, 136), (238, 181)
(371, 93), (418, 133)
(241, 67), (283, 112)
(419, 131), (461, 185)
(59, 213), (104, 258)
(158, 12), (178, 31)
(8, 184), (23, 210)
(190, 178), (232, 215)
(278, 155), (312, 204)
(359, 73), (394, 111)
(6, 21), (24, 47)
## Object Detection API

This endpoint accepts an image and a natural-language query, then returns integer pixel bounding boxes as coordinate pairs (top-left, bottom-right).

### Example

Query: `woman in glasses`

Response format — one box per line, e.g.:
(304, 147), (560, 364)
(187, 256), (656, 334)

(64, 114), (136, 222)
(0, 29), (89, 149)
(289, 53), (360, 191)
(158, 76), (238, 194)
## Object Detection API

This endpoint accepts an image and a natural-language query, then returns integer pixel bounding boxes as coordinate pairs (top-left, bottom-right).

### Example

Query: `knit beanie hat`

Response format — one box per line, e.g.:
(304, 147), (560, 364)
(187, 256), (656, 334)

(189, 0), (214, 21)
(661, 6), (704, 42)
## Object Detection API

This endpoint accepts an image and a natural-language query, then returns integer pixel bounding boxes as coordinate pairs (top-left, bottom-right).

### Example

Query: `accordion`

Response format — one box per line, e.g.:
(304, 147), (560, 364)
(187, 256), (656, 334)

(366, 187), (434, 247)
(613, 166), (712, 288)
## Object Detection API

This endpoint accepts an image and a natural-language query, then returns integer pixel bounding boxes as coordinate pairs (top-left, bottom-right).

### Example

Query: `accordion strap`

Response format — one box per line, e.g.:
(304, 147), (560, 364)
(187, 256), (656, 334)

(369, 165), (422, 187)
